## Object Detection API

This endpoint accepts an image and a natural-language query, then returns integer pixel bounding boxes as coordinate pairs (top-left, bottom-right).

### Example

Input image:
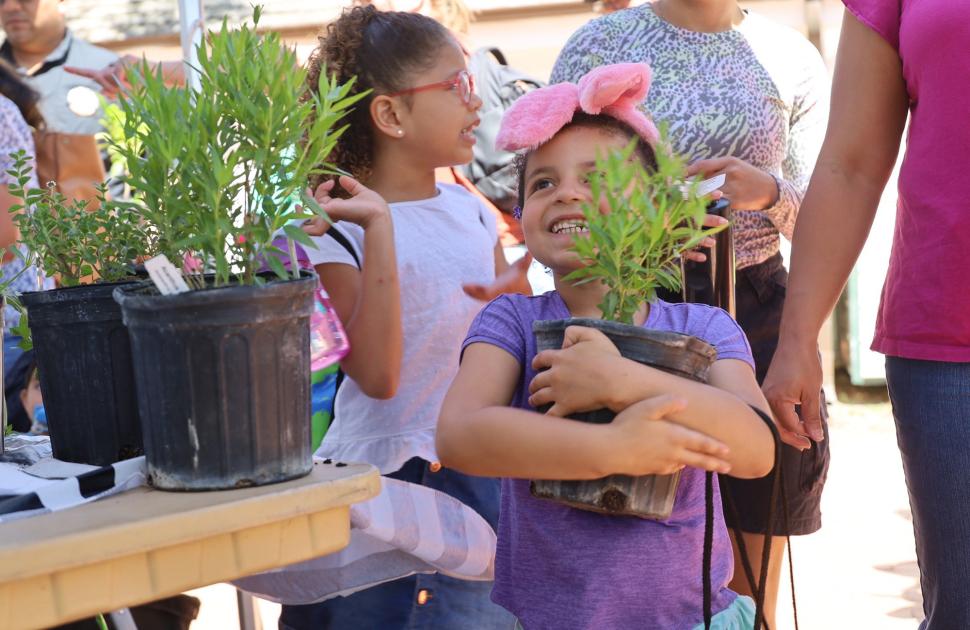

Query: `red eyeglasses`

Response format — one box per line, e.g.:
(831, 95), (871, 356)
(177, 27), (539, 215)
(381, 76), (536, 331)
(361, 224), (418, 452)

(386, 70), (476, 104)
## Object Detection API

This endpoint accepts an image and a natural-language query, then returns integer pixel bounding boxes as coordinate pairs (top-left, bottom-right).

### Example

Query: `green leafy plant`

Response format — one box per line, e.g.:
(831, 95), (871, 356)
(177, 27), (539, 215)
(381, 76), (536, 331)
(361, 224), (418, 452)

(565, 139), (727, 324)
(0, 245), (38, 350)
(6, 151), (151, 287)
(110, 6), (365, 287)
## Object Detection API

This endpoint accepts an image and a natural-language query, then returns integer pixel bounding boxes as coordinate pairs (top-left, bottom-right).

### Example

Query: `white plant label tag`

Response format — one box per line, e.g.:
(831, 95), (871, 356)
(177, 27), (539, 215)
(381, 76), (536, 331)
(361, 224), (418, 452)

(680, 173), (726, 199)
(145, 254), (191, 295)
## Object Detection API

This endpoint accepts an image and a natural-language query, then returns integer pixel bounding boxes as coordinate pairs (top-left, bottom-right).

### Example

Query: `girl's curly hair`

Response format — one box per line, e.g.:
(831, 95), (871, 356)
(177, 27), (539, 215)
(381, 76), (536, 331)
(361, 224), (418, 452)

(305, 6), (451, 187)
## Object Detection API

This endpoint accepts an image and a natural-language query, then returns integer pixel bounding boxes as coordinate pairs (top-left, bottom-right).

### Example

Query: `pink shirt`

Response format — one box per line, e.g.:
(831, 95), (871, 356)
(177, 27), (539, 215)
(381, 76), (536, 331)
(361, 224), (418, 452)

(844, 0), (970, 361)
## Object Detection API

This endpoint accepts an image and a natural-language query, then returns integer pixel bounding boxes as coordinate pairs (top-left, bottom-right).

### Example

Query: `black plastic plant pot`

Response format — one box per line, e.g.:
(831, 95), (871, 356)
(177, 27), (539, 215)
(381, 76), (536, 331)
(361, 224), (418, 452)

(21, 281), (142, 466)
(531, 318), (717, 520)
(114, 272), (316, 491)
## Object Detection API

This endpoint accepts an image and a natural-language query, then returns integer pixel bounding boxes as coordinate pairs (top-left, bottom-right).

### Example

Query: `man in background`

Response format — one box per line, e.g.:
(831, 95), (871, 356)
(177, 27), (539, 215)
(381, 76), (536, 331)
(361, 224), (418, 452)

(0, 0), (115, 133)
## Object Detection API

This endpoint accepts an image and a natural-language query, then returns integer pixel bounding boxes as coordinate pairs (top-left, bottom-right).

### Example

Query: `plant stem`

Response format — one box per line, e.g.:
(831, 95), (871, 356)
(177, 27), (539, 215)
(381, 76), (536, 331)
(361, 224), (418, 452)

(287, 237), (299, 280)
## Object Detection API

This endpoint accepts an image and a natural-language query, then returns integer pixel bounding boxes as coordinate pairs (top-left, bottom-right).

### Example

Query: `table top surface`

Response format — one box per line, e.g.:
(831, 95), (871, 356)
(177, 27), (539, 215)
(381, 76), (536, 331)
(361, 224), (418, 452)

(0, 460), (380, 584)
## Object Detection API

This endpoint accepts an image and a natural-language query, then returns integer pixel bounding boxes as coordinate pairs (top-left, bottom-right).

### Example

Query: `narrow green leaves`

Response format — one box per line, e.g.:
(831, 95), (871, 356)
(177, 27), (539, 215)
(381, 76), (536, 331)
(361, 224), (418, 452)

(564, 138), (727, 324)
(108, 7), (364, 286)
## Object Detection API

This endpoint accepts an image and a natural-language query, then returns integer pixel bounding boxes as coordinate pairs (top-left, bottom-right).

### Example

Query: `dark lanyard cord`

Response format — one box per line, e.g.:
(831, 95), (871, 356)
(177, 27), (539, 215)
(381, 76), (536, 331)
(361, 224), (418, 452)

(704, 406), (798, 630)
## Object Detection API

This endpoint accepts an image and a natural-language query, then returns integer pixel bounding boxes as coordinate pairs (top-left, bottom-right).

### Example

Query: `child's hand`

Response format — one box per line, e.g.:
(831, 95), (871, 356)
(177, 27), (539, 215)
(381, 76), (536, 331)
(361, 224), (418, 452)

(607, 395), (732, 476)
(682, 214), (728, 263)
(302, 176), (391, 236)
(462, 253), (533, 301)
(528, 325), (624, 416)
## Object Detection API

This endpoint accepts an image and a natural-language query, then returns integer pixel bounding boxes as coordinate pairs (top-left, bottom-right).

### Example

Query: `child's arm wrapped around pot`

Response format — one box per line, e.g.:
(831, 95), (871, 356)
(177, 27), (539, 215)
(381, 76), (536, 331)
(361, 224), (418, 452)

(436, 341), (733, 480)
(528, 325), (775, 479)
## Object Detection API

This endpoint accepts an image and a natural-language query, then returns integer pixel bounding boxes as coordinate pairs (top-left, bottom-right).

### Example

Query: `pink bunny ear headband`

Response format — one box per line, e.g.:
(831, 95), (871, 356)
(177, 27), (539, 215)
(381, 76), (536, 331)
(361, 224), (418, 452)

(495, 62), (660, 154)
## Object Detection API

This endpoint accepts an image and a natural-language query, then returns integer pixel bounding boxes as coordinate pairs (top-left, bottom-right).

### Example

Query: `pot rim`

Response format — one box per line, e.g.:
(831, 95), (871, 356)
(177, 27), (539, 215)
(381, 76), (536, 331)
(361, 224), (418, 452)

(114, 269), (317, 309)
(533, 317), (717, 358)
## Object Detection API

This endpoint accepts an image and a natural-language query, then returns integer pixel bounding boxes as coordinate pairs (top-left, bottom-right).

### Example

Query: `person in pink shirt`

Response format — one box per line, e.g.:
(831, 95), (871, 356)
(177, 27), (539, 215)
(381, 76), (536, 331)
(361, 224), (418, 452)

(763, 1), (970, 626)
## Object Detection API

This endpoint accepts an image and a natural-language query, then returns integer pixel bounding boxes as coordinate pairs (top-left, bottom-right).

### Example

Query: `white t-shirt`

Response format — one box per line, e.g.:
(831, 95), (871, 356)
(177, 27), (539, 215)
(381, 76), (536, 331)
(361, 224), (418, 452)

(306, 183), (497, 474)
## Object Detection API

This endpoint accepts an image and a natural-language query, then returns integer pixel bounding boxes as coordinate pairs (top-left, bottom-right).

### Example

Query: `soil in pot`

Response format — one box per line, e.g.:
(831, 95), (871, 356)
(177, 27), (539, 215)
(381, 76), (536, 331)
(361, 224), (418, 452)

(114, 272), (316, 491)
(21, 281), (142, 466)
(531, 317), (717, 520)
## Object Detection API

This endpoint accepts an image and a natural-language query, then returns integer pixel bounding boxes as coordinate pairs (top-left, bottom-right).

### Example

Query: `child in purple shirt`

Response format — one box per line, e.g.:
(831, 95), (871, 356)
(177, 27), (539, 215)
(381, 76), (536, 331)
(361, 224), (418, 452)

(437, 64), (776, 629)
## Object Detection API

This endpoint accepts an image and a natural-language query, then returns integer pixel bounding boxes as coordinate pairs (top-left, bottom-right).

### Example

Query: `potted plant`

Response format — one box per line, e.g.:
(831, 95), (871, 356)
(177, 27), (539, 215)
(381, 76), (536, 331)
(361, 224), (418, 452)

(6, 154), (154, 465)
(110, 10), (363, 491)
(530, 141), (726, 519)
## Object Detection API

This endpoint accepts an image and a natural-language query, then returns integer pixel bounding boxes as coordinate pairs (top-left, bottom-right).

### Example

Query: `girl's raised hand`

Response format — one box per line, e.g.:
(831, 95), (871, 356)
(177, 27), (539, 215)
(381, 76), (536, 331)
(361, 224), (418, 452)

(462, 253), (533, 301)
(529, 325), (624, 416)
(302, 175), (392, 236)
(607, 395), (732, 476)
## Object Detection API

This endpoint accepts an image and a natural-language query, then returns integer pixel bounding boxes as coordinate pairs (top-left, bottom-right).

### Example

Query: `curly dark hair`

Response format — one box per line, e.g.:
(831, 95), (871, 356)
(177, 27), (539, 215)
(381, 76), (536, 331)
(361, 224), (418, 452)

(515, 113), (658, 209)
(305, 5), (451, 187)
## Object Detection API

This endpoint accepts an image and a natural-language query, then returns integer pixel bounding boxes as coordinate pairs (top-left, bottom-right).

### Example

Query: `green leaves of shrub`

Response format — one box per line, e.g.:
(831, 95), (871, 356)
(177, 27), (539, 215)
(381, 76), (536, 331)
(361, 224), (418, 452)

(110, 8), (364, 287)
(564, 140), (727, 325)
(6, 151), (151, 287)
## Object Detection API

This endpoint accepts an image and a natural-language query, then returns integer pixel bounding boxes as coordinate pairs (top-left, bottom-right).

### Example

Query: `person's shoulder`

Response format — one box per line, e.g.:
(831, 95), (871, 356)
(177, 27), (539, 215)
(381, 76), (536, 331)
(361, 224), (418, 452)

(310, 221), (364, 247)
(68, 33), (118, 65)
(478, 291), (560, 324)
(434, 182), (495, 223)
(651, 300), (753, 366)
(743, 12), (824, 62)
(305, 221), (365, 266)
(0, 95), (32, 151)
(651, 300), (740, 340)
(436, 182), (480, 205)
(0, 94), (23, 121)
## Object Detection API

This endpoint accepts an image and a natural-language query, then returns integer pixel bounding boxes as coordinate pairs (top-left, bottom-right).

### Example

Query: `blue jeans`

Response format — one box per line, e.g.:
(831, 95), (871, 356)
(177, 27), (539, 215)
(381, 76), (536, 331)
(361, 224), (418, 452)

(278, 457), (515, 630)
(886, 357), (970, 629)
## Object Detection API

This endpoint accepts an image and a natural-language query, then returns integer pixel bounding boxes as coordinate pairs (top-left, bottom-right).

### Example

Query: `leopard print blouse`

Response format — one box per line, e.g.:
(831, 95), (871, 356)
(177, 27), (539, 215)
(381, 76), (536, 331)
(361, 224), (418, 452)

(551, 3), (828, 270)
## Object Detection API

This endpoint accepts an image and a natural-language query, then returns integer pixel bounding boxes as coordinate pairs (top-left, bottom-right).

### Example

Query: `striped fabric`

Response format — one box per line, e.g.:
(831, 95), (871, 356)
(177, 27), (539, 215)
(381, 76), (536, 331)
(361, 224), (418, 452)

(232, 472), (496, 604)
(0, 455), (146, 523)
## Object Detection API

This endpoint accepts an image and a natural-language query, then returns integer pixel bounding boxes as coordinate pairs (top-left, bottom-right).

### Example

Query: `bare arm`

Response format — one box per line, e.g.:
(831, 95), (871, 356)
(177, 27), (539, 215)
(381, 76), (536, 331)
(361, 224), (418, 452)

(437, 342), (734, 479)
(610, 358), (775, 478)
(762, 11), (908, 444)
(307, 176), (402, 399)
(528, 326), (774, 479)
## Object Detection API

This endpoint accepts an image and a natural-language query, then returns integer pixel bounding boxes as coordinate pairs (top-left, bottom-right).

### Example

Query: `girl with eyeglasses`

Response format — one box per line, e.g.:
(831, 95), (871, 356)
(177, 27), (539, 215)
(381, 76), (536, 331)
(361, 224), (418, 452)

(279, 6), (521, 629)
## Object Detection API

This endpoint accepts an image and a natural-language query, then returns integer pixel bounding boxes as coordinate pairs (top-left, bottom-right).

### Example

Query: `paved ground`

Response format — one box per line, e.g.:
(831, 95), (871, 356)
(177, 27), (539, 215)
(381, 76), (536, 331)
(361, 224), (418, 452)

(774, 398), (923, 629)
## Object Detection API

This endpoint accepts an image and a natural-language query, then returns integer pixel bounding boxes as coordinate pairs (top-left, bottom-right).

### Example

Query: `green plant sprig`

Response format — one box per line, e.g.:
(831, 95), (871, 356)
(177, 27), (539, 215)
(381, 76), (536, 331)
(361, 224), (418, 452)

(110, 6), (365, 288)
(6, 151), (152, 287)
(563, 139), (727, 325)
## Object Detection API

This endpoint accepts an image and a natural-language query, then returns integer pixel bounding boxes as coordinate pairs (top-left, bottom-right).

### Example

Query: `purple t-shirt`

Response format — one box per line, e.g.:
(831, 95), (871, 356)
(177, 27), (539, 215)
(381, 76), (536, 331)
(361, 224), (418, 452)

(843, 0), (970, 360)
(463, 292), (754, 629)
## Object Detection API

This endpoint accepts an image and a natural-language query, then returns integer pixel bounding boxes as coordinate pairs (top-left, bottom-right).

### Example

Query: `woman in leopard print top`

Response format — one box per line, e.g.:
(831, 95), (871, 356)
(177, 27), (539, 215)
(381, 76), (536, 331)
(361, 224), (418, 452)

(551, 2), (829, 627)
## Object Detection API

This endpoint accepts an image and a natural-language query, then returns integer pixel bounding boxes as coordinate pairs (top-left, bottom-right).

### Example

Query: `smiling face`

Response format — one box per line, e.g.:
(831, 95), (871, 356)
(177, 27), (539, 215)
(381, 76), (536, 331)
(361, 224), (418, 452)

(395, 38), (482, 169)
(520, 124), (635, 276)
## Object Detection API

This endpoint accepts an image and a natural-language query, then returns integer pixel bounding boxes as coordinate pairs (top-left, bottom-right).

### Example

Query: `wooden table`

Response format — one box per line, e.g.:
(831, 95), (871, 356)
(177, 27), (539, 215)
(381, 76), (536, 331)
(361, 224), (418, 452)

(0, 461), (380, 629)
